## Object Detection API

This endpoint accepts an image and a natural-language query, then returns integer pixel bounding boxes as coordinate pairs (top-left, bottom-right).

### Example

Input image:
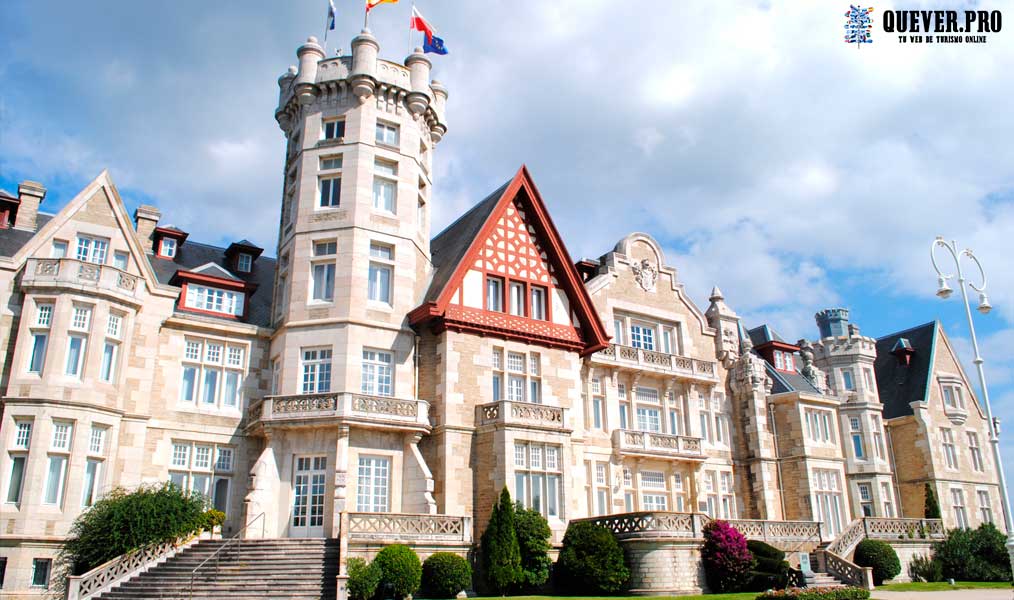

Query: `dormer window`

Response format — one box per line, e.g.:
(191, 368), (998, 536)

(160, 238), (177, 258)
(237, 253), (253, 273)
(185, 284), (244, 317)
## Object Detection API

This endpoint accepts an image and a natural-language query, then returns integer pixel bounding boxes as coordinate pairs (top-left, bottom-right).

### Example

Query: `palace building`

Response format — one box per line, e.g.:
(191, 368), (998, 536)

(0, 32), (1006, 599)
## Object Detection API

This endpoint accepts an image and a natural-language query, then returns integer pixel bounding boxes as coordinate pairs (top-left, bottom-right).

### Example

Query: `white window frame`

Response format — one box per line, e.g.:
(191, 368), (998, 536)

(76, 235), (109, 264)
(368, 243), (394, 305)
(184, 285), (245, 317)
(301, 347), (332, 394)
(361, 349), (394, 397)
(375, 121), (400, 147)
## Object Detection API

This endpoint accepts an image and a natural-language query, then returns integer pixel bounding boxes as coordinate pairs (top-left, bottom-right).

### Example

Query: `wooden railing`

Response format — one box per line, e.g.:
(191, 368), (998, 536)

(347, 513), (472, 544)
(593, 344), (718, 380)
(612, 429), (703, 459)
(24, 258), (141, 300)
(247, 392), (430, 429)
(477, 401), (565, 430)
(65, 533), (208, 600)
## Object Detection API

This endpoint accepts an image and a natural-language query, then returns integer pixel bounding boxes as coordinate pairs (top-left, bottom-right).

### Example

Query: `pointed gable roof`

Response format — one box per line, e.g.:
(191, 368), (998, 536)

(874, 321), (937, 419)
(410, 166), (610, 355)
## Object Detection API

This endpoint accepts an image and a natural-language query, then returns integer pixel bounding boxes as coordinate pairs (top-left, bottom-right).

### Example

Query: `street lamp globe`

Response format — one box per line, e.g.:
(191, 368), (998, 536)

(978, 291), (992, 314)
(936, 276), (953, 299)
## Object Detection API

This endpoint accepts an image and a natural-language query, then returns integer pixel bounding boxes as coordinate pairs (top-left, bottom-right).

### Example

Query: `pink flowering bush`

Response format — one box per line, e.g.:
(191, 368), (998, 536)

(702, 519), (755, 592)
(756, 586), (871, 600)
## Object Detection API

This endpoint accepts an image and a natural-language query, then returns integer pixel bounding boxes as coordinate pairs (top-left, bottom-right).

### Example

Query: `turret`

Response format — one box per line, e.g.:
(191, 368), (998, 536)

(294, 37), (325, 104)
(350, 29), (380, 101)
(404, 48), (432, 115)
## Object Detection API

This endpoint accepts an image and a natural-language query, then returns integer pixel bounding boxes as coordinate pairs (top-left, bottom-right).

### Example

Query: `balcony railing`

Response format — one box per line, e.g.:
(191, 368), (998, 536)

(612, 428), (703, 459)
(593, 344), (717, 380)
(575, 512), (823, 545)
(247, 392), (429, 430)
(477, 400), (566, 431)
(346, 512), (472, 544)
(23, 258), (141, 301)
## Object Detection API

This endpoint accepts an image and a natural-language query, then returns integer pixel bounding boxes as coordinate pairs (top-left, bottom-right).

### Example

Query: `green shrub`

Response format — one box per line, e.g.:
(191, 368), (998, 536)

(853, 539), (901, 585)
(756, 586), (871, 600)
(555, 521), (629, 594)
(702, 520), (755, 593)
(747, 539), (790, 591)
(421, 552), (472, 598)
(934, 523), (1012, 582)
(202, 509), (226, 530)
(374, 544), (422, 599)
(924, 483), (941, 519)
(480, 487), (522, 594)
(347, 557), (382, 600)
(59, 482), (209, 575)
(908, 554), (943, 583)
(514, 504), (552, 590)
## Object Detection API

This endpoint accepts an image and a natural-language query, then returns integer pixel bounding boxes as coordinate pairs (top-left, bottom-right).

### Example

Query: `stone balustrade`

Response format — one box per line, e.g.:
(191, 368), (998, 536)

(66, 534), (207, 600)
(346, 512), (472, 544)
(477, 400), (566, 431)
(821, 549), (874, 590)
(248, 392), (430, 430)
(723, 518), (823, 544)
(612, 429), (703, 460)
(576, 511), (702, 540)
(863, 517), (945, 541)
(23, 258), (142, 302)
(593, 344), (718, 381)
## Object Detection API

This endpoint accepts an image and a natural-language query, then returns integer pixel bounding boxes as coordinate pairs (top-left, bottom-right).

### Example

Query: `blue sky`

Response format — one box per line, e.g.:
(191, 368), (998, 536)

(2, 1), (1013, 507)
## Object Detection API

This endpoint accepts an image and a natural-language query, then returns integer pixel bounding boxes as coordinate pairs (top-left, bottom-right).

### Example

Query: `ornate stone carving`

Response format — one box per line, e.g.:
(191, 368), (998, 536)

(631, 258), (658, 292)
(797, 339), (827, 393)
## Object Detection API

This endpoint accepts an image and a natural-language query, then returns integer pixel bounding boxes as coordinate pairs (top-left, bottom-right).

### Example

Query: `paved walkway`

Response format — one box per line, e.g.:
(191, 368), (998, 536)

(873, 590), (1013, 600)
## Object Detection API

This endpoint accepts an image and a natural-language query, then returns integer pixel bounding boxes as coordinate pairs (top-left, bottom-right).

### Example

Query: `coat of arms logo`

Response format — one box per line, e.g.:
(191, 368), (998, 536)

(631, 259), (658, 292)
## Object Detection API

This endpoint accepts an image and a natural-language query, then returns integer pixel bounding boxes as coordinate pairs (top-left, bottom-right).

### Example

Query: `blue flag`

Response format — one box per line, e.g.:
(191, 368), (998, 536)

(327, 0), (336, 30)
(423, 35), (448, 55)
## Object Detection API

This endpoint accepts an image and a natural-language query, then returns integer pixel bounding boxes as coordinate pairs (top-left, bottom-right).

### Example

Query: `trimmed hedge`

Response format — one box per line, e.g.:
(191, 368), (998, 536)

(347, 557), (382, 600)
(757, 586), (871, 600)
(853, 539), (901, 585)
(555, 521), (629, 594)
(421, 552), (472, 598)
(747, 539), (790, 591)
(374, 544), (422, 599)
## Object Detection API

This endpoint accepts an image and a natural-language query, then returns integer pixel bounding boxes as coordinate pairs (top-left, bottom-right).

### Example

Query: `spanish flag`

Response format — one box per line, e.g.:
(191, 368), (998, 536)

(366, 0), (398, 12)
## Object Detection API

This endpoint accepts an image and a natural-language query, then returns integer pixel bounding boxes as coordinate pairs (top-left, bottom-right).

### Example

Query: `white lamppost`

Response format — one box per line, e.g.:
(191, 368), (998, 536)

(931, 237), (1014, 569)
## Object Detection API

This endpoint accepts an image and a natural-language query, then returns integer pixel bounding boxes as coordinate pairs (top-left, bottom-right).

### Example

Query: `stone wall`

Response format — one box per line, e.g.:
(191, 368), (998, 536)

(622, 538), (708, 595)
(882, 540), (935, 583)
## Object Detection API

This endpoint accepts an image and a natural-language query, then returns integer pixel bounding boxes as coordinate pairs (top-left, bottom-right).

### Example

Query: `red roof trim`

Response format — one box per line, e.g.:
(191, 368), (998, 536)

(409, 165), (610, 355)
(756, 340), (800, 353)
(169, 269), (257, 293)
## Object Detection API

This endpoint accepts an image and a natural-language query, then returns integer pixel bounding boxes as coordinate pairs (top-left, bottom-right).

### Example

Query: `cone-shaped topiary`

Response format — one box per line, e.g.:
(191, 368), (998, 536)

(924, 483), (941, 519)
(702, 519), (755, 593)
(481, 487), (522, 594)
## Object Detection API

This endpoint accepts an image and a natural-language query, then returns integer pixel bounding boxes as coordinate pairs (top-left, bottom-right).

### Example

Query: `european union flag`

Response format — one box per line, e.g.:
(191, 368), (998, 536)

(424, 35), (448, 55)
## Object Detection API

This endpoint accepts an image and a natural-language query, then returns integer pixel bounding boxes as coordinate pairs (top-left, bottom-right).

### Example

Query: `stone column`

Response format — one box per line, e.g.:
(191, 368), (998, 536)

(332, 425), (350, 537)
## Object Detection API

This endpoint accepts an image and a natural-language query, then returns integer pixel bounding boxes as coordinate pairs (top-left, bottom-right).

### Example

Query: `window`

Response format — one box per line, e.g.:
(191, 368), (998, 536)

(320, 156), (343, 171)
(613, 318), (625, 345)
(942, 383), (965, 410)
(417, 197), (426, 231)
(311, 241), (337, 302)
(107, 313), (122, 337)
(27, 303), (52, 374)
(630, 322), (655, 350)
(0, 556), (5, 589)
(89, 426), (106, 455)
(863, 368), (875, 392)
(515, 442), (561, 518)
(100, 341), (118, 382)
(322, 118), (345, 140)
(51, 240), (68, 258)
(319, 175), (341, 208)
(375, 121), (399, 146)
(373, 159), (397, 213)
(31, 558), (51, 589)
(44, 455), (68, 505)
(858, 482), (874, 516)
(872, 415), (885, 459)
(497, 349), (542, 405)
(357, 456), (390, 512)
(951, 488), (968, 528)
(784, 352), (795, 371)
(76, 235), (109, 264)
(168, 441), (234, 505)
(160, 237), (177, 258)
(82, 459), (102, 506)
(775, 350), (785, 370)
(805, 408), (835, 443)
(184, 285), (245, 317)
(881, 482), (895, 517)
(509, 281), (525, 316)
(237, 253), (253, 273)
(635, 387), (661, 433)
(967, 431), (984, 472)
(72, 305), (91, 330)
(113, 251), (129, 270)
(941, 428), (958, 469)
(530, 286), (547, 320)
(492, 348), (503, 402)
(813, 468), (845, 537)
(977, 490), (993, 524)
(216, 447), (234, 471)
(850, 417), (865, 459)
(271, 358), (281, 394)
(639, 470), (669, 511)
(301, 347), (332, 393)
(842, 369), (855, 391)
(368, 243), (393, 304)
(180, 338), (246, 409)
(361, 349), (393, 396)
(14, 421), (33, 449)
(587, 460), (609, 516)
(6, 455), (27, 504)
(486, 277), (503, 312)
(51, 421), (73, 451)
(590, 377), (603, 429)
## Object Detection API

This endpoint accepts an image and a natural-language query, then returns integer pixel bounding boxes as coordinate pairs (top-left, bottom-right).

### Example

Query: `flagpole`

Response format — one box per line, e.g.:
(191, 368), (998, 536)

(323, 1), (330, 55)
(408, 2), (415, 54)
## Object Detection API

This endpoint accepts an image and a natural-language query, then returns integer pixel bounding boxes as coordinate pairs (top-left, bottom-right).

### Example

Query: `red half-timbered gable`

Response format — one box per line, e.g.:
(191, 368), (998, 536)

(409, 166), (610, 355)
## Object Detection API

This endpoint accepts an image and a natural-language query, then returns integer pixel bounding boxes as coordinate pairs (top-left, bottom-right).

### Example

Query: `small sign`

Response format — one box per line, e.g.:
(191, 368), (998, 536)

(799, 552), (813, 575)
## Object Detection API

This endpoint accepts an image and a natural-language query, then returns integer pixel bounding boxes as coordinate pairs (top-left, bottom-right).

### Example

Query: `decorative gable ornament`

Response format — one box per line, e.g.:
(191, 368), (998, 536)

(631, 259), (658, 292)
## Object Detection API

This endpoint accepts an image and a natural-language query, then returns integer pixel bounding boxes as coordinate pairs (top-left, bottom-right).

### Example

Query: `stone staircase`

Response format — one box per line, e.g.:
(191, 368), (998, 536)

(804, 552), (847, 588)
(95, 538), (340, 600)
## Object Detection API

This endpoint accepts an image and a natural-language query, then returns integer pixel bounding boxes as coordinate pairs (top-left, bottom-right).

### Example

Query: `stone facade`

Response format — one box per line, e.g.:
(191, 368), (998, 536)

(0, 32), (1008, 599)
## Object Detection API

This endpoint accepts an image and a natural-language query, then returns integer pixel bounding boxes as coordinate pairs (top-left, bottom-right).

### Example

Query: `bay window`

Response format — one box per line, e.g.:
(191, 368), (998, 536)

(179, 338), (246, 409)
(515, 442), (561, 518)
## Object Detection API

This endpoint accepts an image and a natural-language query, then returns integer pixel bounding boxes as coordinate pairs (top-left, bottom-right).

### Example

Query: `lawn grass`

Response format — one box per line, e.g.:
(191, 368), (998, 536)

(471, 595), (759, 600)
(877, 581), (1012, 592)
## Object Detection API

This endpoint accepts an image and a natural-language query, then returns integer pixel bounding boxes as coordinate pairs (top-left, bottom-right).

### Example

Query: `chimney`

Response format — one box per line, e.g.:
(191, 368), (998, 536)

(134, 205), (161, 253)
(15, 181), (46, 231)
(815, 308), (850, 339)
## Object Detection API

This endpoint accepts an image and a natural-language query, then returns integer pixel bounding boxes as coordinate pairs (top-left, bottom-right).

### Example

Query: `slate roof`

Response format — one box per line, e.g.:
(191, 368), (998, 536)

(874, 321), (937, 419)
(0, 213), (54, 257)
(148, 240), (276, 328)
(747, 324), (786, 347)
(765, 360), (825, 395)
(422, 179), (510, 304)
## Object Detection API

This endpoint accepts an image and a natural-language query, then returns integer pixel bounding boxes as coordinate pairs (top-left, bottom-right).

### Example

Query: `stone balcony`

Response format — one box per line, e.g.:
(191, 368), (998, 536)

(22, 258), (142, 305)
(246, 392), (430, 433)
(476, 400), (568, 432)
(591, 344), (718, 382)
(612, 428), (704, 460)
